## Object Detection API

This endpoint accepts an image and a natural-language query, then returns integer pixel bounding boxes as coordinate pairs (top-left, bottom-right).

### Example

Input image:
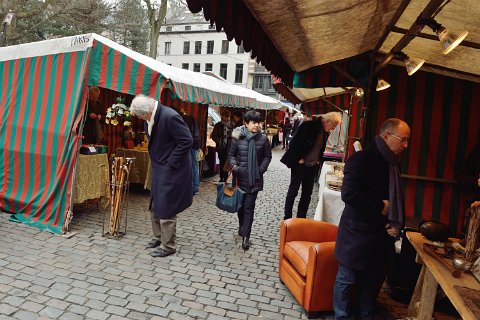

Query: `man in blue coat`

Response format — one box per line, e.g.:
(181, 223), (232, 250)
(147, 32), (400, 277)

(129, 95), (193, 258)
(333, 118), (410, 319)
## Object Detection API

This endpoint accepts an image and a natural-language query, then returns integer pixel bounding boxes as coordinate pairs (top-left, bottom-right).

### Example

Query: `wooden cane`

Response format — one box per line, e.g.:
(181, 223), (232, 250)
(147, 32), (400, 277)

(109, 157), (117, 234)
(112, 157), (125, 235)
(423, 243), (462, 278)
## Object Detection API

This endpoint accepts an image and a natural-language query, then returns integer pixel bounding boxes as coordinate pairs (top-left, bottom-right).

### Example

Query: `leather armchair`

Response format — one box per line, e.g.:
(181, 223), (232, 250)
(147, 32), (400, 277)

(279, 218), (338, 318)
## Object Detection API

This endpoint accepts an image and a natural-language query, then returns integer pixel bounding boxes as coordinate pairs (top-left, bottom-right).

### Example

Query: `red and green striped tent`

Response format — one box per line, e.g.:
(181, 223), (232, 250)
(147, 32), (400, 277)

(0, 33), (285, 234)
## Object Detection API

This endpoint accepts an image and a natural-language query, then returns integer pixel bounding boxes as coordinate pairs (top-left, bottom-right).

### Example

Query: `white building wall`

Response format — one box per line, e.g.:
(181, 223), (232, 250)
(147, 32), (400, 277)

(157, 23), (250, 87)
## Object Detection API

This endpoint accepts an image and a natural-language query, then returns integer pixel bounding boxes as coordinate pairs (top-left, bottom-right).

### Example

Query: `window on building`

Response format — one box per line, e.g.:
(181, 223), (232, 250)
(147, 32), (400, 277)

(193, 63), (200, 72)
(220, 63), (228, 80)
(182, 63), (189, 70)
(195, 41), (202, 54)
(237, 43), (245, 54)
(164, 42), (171, 55)
(207, 41), (214, 54)
(205, 63), (213, 72)
(235, 64), (243, 83)
(183, 41), (190, 54)
(166, 26), (172, 32)
(185, 25), (191, 31)
(253, 76), (262, 90)
(266, 76), (274, 91)
(221, 40), (229, 54)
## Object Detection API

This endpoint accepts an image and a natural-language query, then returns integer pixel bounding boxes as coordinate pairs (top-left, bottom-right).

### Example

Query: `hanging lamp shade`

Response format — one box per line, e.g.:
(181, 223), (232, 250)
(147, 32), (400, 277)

(404, 56), (425, 76)
(437, 27), (469, 55)
(376, 78), (390, 91)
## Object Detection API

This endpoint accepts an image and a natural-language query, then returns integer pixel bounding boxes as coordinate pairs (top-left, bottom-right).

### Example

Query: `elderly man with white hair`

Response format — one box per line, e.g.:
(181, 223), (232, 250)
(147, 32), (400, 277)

(281, 111), (342, 220)
(129, 94), (193, 257)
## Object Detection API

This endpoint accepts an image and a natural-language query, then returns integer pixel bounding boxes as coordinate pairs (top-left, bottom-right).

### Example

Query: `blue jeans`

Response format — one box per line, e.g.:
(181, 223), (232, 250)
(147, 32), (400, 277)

(191, 149), (199, 194)
(333, 264), (385, 320)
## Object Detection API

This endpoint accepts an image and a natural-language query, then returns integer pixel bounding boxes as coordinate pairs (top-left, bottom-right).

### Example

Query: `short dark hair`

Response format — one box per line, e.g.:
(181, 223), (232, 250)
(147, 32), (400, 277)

(244, 110), (262, 123)
(233, 110), (243, 119)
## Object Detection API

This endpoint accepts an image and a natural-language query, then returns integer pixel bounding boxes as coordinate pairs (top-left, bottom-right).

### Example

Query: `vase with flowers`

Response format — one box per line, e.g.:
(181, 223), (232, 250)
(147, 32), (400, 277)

(105, 97), (132, 126)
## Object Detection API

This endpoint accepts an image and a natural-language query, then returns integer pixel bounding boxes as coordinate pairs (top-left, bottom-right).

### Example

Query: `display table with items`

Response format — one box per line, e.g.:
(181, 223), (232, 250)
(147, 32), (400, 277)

(116, 147), (150, 188)
(406, 231), (480, 320)
(313, 161), (345, 226)
(73, 153), (109, 204)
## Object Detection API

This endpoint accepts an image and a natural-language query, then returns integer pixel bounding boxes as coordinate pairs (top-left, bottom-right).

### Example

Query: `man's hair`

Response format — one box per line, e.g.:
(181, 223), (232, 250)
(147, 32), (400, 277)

(129, 94), (156, 117)
(379, 118), (403, 135)
(244, 110), (262, 123)
(322, 111), (342, 125)
(89, 86), (100, 96)
(233, 110), (243, 119)
(221, 110), (231, 118)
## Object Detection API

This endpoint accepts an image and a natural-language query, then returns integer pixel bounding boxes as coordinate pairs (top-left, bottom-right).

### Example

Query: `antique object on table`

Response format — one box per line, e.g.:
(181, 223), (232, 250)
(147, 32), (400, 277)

(419, 220), (450, 242)
(102, 156), (135, 238)
(105, 97), (131, 126)
(423, 243), (462, 277)
(464, 206), (480, 262)
(472, 256), (480, 282)
(452, 257), (473, 271)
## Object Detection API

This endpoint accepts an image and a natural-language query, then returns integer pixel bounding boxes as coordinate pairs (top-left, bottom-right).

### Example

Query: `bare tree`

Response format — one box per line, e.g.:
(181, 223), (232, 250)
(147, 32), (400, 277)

(1, 0), (110, 45)
(143, 0), (188, 59)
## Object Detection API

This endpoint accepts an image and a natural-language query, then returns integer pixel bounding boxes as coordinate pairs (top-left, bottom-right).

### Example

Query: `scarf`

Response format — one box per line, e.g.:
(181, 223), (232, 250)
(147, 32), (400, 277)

(375, 135), (405, 228)
(146, 103), (158, 136)
(240, 126), (261, 187)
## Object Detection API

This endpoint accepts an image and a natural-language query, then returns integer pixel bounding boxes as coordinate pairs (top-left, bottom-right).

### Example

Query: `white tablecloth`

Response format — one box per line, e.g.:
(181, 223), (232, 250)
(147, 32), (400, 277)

(314, 162), (345, 226)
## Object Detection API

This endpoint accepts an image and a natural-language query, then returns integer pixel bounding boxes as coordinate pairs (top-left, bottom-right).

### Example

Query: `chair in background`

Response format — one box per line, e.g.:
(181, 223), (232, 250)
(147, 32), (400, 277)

(279, 218), (338, 318)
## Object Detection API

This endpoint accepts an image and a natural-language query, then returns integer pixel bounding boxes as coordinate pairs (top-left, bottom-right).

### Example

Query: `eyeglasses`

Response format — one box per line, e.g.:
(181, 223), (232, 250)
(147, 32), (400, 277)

(387, 132), (409, 143)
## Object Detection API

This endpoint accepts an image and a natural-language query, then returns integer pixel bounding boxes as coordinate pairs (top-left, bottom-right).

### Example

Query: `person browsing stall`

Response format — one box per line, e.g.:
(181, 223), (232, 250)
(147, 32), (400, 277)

(129, 95), (193, 258)
(281, 112), (342, 220)
(333, 118), (410, 319)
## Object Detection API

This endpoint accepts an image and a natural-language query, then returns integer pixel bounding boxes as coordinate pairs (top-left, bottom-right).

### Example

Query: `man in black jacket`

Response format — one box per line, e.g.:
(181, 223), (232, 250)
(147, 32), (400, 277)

(333, 118), (410, 319)
(180, 110), (200, 195)
(211, 111), (233, 182)
(281, 112), (341, 220)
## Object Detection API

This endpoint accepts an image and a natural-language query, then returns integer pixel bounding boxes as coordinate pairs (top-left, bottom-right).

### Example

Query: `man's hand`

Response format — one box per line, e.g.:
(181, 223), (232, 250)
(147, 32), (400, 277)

(381, 200), (389, 216)
(90, 112), (97, 119)
(385, 223), (399, 238)
(298, 159), (305, 164)
(471, 201), (480, 208)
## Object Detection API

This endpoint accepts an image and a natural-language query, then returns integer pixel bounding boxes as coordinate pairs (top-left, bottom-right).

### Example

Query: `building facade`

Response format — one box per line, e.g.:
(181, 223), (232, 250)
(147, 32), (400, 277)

(157, 13), (278, 98)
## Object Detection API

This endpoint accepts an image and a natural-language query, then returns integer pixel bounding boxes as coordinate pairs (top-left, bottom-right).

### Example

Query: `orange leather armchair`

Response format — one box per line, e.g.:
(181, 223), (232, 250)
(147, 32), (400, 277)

(279, 218), (338, 319)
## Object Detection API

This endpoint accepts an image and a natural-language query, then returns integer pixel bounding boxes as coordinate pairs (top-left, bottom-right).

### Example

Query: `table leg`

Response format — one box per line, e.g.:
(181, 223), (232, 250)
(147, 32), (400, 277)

(407, 264), (437, 320)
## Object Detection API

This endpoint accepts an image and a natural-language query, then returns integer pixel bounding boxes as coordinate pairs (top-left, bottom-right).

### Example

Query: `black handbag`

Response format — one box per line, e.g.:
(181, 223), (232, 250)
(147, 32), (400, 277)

(215, 175), (245, 213)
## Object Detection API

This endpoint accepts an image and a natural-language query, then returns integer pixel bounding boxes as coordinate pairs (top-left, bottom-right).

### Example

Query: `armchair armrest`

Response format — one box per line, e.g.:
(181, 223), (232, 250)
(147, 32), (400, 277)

(304, 242), (338, 311)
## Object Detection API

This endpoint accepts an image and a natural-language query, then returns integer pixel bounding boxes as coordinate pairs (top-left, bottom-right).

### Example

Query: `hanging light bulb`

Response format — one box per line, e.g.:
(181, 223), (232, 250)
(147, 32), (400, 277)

(376, 78), (390, 91)
(423, 19), (468, 55)
(355, 88), (364, 97)
(397, 52), (425, 76)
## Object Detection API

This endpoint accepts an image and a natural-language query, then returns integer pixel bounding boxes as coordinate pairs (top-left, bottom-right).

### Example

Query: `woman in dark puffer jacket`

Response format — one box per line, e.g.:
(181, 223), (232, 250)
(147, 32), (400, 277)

(227, 111), (272, 250)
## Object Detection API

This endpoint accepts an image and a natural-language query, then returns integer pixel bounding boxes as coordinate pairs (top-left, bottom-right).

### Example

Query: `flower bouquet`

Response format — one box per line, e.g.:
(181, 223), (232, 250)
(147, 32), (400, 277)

(106, 97), (132, 126)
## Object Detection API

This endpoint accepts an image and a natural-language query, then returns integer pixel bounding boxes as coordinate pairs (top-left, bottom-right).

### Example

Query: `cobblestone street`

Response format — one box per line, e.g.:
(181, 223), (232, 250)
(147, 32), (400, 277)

(0, 147), (458, 320)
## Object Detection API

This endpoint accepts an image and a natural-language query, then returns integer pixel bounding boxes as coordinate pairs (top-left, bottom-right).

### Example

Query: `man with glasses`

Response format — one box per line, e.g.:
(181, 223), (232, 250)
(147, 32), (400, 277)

(333, 118), (410, 320)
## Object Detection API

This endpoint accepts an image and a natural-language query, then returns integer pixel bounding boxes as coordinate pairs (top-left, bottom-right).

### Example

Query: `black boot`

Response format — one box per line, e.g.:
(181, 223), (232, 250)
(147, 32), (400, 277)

(242, 236), (250, 251)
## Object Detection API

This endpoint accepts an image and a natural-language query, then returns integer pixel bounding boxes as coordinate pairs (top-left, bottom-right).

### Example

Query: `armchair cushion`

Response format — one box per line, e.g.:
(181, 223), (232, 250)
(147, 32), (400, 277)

(284, 241), (316, 277)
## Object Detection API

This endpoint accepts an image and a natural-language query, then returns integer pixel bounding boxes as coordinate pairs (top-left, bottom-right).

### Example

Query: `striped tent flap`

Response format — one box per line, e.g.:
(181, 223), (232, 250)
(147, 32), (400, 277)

(88, 40), (164, 98)
(0, 51), (90, 234)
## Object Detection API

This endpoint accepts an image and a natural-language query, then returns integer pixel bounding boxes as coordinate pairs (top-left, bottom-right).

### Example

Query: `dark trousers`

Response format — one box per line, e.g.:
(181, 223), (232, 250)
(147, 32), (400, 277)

(237, 192), (258, 237)
(284, 164), (318, 219)
(333, 264), (386, 320)
(218, 151), (228, 182)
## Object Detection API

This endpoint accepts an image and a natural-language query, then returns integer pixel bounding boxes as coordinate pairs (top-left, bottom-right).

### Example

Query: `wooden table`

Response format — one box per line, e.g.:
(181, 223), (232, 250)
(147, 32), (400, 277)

(406, 232), (480, 320)
(73, 154), (109, 204)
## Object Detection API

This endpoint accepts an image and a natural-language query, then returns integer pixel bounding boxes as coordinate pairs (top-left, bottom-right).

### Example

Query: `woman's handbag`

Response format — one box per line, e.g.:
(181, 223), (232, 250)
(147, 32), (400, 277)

(215, 175), (245, 213)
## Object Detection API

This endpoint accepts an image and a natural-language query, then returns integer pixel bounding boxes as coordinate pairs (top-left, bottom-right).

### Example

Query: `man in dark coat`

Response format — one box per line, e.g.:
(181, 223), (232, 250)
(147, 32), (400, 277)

(333, 118), (410, 319)
(211, 110), (233, 182)
(129, 95), (193, 258)
(281, 112), (342, 220)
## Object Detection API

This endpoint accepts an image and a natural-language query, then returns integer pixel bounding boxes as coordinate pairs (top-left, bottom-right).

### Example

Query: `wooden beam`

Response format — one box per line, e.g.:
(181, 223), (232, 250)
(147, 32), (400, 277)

(391, 26), (480, 50)
(374, 0), (446, 73)
(373, 0), (413, 53)
(331, 64), (365, 89)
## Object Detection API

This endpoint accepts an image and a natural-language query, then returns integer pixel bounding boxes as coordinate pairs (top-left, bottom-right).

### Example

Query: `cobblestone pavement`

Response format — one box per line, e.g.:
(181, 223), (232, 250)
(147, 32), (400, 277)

(0, 147), (459, 320)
